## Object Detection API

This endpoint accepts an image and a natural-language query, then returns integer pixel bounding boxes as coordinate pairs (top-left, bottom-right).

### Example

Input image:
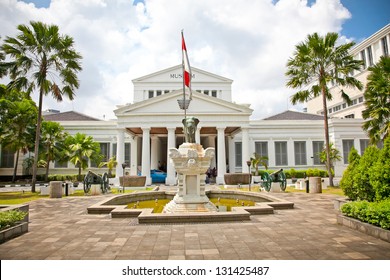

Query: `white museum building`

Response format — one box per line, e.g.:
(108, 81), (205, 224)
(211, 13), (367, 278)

(0, 24), (389, 185)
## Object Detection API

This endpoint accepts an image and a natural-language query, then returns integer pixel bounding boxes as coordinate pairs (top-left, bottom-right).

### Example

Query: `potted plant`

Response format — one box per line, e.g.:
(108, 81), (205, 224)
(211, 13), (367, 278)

(98, 156), (118, 178)
(250, 153), (268, 183)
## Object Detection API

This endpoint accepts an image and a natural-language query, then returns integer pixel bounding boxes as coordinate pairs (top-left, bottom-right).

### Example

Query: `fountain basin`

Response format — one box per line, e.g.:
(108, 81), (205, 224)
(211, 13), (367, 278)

(87, 190), (294, 224)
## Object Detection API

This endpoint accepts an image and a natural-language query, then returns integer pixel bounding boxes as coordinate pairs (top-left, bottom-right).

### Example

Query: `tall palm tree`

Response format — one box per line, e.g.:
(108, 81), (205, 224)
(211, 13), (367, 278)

(0, 21), (82, 192)
(66, 133), (102, 181)
(362, 56), (390, 144)
(40, 121), (68, 181)
(286, 32), (363, 186)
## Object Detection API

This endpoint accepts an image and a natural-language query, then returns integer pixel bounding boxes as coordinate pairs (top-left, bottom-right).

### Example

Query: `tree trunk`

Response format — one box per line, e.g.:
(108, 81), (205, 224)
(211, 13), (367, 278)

(12, 150), (20, 183)
(321, 86), (334, 187)
(31, 89), (44, 193)
(78, 166), (82, 182)
(45, 148), (50, 182)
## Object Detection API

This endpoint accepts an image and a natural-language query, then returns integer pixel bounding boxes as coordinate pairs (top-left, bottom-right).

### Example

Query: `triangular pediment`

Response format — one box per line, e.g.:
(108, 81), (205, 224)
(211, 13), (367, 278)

(132, 65), (233, 84)
(115, 90), (252, 116)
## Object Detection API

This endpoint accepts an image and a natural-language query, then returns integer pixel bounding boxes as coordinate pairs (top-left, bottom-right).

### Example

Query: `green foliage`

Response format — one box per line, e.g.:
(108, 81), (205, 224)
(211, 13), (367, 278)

(319, 142), (341, 176)
(0, 210), (28, 229)
(362, 56), (390, 144)
(352, 145), (380, 202)
(370, 137), (390, 201)
(98, 156), (118, 178)
(341, 199), (390, 230)
(340, 147), (361, 200)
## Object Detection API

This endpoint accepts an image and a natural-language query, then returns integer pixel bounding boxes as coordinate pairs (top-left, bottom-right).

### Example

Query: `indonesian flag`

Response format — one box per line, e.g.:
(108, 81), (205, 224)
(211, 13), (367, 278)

(182, 31), (192, 99)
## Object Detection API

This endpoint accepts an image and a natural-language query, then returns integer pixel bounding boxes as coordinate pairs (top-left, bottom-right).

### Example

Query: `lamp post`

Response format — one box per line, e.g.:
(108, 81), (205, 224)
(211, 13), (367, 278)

(121, 163), (127, 193)
(246, 160), (251, 192)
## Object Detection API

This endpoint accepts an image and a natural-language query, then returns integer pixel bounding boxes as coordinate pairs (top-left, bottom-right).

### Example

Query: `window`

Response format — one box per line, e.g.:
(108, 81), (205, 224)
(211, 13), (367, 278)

(255, 142), (268, 167)
(381, 36), (388, 57)
(342, 140), (354, 164)
(0, 147), (14, 168)
(125, 143), (131, 165)
(203, 90), (209, 95)
(275, 141), (287, 166)
(112, 143), (117, 158)
(148, 90), (154, 98)
(312, 141), (324, 165)
(360, 139), (369, 155)
(345, 114), (355, 119)
(360, 50), (366, 69)
(164, 90), (170, 94)
(367, 46), (373, 66)
(55, 160), (68, 168)
(156, 90), (162, 96)
(211, 90), (217, 97)
(342, 103), (347, 109)
(358, 96), (363, 103)
(235, 142), (242, 167)
(294, 141), (307, 165)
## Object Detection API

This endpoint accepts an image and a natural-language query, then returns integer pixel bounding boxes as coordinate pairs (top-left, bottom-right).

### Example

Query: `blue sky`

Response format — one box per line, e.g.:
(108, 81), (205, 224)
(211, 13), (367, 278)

(22, 0), (390, 42)
(2, 0), (389, 119)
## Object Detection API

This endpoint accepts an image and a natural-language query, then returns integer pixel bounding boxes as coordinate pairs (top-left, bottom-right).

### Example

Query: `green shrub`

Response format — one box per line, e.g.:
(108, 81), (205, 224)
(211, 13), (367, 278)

(341, 199), (390, 230)
(370, 137), (390, 201)
(340, 147), (361, 200)
(0, 210), (28, 229)
(352, 145), (380, 202)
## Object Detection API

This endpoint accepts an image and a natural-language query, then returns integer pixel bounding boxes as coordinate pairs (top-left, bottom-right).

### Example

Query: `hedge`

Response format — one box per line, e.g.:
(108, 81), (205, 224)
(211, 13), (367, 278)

(341, 199), (390, 230)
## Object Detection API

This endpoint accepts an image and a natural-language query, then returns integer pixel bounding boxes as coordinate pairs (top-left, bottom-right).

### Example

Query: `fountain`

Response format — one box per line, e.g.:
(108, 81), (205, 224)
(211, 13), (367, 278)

(163, 117), (217, 213)
(87, 117), (294, 223)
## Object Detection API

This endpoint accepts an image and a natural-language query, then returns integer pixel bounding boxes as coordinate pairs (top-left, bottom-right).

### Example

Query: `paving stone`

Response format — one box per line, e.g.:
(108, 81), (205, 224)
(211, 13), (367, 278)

(1, 192), (390, 260)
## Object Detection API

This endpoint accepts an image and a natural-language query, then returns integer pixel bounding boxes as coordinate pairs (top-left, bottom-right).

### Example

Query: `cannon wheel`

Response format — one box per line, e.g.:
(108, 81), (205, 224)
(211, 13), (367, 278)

(280, 171), (287, 191)
(102, 172), (109, 193)
(83, 171), (92, 194)
(261, 172), (271, 192)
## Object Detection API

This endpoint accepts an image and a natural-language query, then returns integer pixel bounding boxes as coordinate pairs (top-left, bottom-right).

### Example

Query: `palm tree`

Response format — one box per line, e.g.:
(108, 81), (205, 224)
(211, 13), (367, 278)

(286, 32), (363, 186)
(0, 21), (82, 192)
(0, 99), (37, 182)
(319, 142), (341, 177)
(99, 156), (118, 178)
(40, 121), (68, 181)
(362, 56), (390, 144)
(250, 152), (268, 175)
(66, 133), (102, 181)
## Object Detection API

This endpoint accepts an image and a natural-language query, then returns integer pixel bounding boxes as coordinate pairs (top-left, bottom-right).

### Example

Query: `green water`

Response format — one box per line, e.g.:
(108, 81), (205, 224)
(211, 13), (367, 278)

(126, 198), (255, 213)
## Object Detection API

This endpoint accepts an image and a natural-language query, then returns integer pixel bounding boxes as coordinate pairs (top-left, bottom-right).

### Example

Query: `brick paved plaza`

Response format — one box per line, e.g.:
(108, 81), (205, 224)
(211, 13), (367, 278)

(1, 191), (390, 260)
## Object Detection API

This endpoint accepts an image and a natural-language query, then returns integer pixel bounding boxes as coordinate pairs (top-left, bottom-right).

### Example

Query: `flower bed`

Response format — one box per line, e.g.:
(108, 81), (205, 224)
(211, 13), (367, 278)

(0, 204), (29, 243)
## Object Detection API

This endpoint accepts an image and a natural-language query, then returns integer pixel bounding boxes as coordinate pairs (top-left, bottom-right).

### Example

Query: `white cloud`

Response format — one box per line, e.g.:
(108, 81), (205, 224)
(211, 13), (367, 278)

(0, 0), (352, 120)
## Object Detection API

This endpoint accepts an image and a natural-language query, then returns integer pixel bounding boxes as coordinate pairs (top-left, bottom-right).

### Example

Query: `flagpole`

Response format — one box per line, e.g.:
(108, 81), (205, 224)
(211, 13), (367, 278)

(181, 30), (187, 119)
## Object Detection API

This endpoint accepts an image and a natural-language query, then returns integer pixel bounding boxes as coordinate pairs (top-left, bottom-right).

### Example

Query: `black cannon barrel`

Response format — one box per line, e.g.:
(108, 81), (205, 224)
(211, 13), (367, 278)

(270, 168), (283, 176)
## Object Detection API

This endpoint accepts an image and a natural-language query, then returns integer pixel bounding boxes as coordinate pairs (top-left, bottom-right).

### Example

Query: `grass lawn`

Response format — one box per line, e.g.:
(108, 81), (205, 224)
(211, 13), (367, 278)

(219, 185), (345, 196)
(0, 187), (156, 205)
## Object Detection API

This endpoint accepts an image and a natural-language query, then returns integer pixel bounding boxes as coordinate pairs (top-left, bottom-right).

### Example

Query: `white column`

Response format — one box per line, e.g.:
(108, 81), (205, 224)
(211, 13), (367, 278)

(130, 136), (138, 175)
(307, 139), (313, 167)
(216, 126), (226, 185)
(208, 135), (216, 168)
(269, 139), (275, 168)
(287, 138), (294, 167)
(141, 127), (151, 185)
(166, 127), (176, 185)
(195, 126), (201, 144)
(150, 136), (159, 169)
(241, 127), (250, 173)
(115, 129), (125, 178)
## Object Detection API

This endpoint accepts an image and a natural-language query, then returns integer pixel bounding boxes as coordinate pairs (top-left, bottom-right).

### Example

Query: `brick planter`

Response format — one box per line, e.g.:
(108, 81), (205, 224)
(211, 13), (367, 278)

(0, 222), (28, 244)
(337, 214), (390, 243)
(0, 204), (29, 244)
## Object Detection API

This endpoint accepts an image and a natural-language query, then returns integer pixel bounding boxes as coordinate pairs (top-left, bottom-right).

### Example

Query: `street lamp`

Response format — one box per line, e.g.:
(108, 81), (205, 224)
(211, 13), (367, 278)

(121, 162), (127, 176)
(246, 160), (252, 192)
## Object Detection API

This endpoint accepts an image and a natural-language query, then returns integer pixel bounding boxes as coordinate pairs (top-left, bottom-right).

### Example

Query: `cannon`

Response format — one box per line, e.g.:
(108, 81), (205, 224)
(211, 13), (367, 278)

(83, 170), (109, 194)
(261, 169), (287, 192)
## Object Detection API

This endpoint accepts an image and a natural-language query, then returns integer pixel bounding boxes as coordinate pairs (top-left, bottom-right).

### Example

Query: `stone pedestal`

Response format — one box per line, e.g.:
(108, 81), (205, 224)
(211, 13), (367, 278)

(49, 181), (62, 198)
(90, 184), (102, 195)
(270, 182), (281, 193)
(163, 143), (217, 213)
(309, 177), (322, 193)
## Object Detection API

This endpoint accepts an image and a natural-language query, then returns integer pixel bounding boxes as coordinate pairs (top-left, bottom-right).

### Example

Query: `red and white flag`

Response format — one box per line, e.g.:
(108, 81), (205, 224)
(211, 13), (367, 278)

(182, 31), (192, 99)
